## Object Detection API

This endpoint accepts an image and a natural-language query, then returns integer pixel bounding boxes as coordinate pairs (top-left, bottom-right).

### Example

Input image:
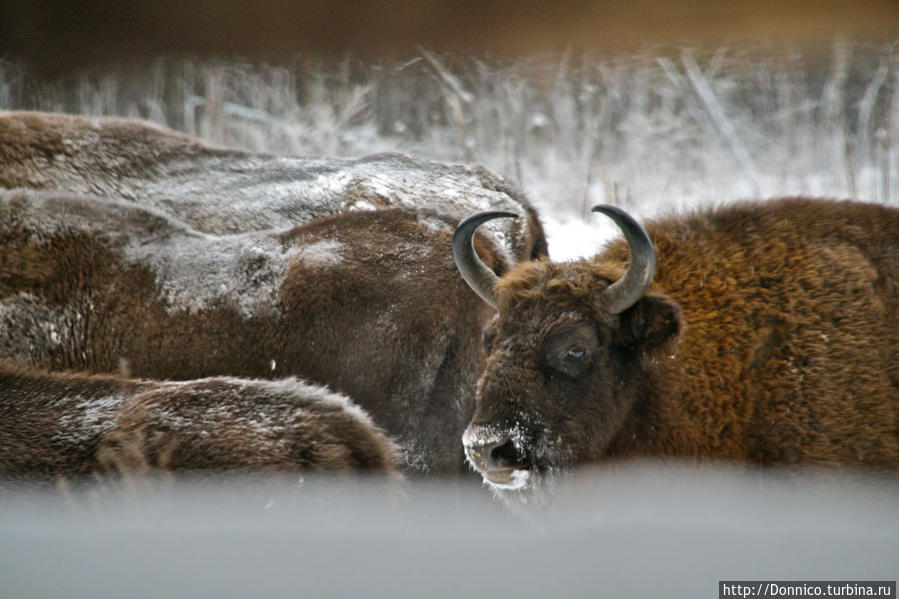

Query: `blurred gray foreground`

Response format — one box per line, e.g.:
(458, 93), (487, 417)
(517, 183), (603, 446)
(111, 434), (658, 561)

(1, 463), (896, 598)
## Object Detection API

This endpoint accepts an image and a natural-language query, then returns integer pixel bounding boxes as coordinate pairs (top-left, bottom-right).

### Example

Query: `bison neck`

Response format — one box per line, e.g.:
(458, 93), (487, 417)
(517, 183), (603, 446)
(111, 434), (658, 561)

(599, 198), (899, 469)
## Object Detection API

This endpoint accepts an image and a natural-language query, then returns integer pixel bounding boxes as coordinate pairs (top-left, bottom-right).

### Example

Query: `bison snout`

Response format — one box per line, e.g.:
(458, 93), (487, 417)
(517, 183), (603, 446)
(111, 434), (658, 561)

(462, 426), (531, 490)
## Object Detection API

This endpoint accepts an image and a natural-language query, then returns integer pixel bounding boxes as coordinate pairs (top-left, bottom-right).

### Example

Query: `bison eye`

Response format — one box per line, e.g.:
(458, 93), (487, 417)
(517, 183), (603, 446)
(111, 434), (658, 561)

(544, 322), (598, 378)
(565, 347), (586, 361)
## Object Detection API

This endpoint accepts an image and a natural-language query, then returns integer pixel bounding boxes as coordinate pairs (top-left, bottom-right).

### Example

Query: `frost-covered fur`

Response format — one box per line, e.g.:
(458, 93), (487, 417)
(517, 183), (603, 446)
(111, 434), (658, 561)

(0, 111), (547, 261)
(0, 362), (399, 479)
(461, 198), (899, 509)
(0, 110), (553, 474)
(0, 189), (510, 473)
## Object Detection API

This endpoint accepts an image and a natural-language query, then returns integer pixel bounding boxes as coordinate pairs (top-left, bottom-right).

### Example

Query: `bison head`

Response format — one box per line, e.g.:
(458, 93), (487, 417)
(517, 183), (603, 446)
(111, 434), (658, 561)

(454, 206), (682, 508)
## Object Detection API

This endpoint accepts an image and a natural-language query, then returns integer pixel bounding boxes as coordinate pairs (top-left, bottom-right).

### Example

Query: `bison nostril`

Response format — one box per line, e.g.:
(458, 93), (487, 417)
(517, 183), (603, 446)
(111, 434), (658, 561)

(463, 426), (530, 474)
(465, 437), (523, 471)
(463, 431), (533, 488)
(486, 439), (522, 470)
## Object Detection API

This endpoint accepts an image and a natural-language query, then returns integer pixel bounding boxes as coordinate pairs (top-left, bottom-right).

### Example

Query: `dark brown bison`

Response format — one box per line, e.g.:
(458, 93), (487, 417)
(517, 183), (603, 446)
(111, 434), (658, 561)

(0, 111), (552, 475)
(0, 189), (510, 474)
(454, 198), (899, 507)
(0, 361), (399, 480)
(0, 111), (546, 261)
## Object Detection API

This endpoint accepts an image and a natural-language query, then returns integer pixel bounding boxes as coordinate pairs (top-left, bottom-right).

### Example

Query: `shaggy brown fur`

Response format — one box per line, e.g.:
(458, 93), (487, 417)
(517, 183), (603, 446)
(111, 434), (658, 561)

(462, 198), (898, 503)
(0, 111), (547, 261)
(0, 361), (399, 480)
(0, 189), (507, 473)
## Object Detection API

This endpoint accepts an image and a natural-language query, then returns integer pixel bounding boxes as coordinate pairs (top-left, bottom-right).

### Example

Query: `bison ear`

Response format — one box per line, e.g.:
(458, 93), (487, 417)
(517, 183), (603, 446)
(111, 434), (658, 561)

(615, 293), (682, 353)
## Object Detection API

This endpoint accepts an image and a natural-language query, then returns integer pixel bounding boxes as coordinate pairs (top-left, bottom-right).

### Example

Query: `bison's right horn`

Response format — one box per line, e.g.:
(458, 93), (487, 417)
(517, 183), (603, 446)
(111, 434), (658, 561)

(592, 205), (656, 314)
(453, 211), (519, 308)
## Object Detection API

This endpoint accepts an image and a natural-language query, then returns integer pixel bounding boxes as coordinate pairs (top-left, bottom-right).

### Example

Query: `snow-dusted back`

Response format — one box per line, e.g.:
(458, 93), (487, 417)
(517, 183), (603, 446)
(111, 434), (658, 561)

(0, 112), (531, 260)
(55, 393), (127, 448)
(154, 375), (384, 433)
(146, 376), (385, 447)
(125, 231), (295, 318)
(121, 151), (527, 246)
(1, 191), (298, 318)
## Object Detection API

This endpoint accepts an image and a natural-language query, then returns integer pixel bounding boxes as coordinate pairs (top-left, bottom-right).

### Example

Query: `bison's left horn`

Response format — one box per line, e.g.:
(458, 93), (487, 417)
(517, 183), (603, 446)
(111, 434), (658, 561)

(453, 211), (519, 308)
(592, 205), (656, 314)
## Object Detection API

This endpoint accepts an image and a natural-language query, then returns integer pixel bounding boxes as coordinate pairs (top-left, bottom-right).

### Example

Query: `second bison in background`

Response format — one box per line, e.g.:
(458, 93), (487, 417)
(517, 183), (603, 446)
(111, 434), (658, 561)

(0, 110), (550, 476)
(455, 198), (899, 508)
(0, 191), (509, 474)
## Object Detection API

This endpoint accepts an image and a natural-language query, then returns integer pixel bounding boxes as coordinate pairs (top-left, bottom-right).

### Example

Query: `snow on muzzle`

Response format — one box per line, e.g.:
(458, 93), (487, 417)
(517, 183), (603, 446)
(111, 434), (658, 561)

(462, 424), (532, 491)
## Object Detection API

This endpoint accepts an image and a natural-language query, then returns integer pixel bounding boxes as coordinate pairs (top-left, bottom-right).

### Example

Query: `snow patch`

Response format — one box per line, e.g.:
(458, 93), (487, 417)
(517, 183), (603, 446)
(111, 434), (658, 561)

(541, 213), (620, 262)
(415, 213), (450, 233)
(487, 469), (531, 491)
(292, 239), (343, 268)
(55, 394), (127, 447)
(125, 231), (291, 318)
(462, 422), (530, 454)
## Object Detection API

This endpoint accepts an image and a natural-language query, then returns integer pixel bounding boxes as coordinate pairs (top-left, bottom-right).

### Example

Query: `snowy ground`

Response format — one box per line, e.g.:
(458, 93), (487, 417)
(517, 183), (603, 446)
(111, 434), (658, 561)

(1, 465), (896, 599)
(1, 43), (898, 596)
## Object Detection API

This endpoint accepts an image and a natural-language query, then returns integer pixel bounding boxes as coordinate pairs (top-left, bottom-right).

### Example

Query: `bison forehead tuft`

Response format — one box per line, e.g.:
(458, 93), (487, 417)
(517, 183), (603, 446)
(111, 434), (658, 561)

(495, 259), (625, 314)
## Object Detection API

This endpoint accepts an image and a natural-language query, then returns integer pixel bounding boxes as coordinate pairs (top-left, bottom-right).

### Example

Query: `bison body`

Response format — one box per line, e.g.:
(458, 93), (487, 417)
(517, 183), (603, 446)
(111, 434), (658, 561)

(0, 362), (398, 479)
(0, 190), (507, 473)
(455, 198), (898, 507)
(0, 111), (546, 261)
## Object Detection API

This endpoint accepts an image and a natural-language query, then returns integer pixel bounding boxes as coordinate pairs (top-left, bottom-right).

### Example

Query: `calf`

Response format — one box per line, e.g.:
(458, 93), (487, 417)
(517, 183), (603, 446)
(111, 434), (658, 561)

(0, 361), (398, 479)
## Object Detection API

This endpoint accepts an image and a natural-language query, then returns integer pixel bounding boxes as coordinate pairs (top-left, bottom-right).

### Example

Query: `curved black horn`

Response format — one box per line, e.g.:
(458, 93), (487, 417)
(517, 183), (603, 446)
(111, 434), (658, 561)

(591, 205), (656, 314)
(453, 211), (519, 307)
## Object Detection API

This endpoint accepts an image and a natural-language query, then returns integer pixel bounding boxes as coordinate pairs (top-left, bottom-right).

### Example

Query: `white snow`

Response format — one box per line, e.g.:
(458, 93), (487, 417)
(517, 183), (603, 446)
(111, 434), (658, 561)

(540, 214), (621, 261)
(461, 424), (506, 450)
(124, 231), (292, 318)
(486, 469), (531, 491)
(291, 239), (344, 268)
(54, 394), (127, 446)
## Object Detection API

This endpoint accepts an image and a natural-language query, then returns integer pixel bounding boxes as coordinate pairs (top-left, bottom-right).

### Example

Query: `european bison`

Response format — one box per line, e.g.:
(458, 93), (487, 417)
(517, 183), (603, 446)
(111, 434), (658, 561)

(0, 361), (398, 480)
(0, 189), (509, 473)
(454, 198), (899, 507)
